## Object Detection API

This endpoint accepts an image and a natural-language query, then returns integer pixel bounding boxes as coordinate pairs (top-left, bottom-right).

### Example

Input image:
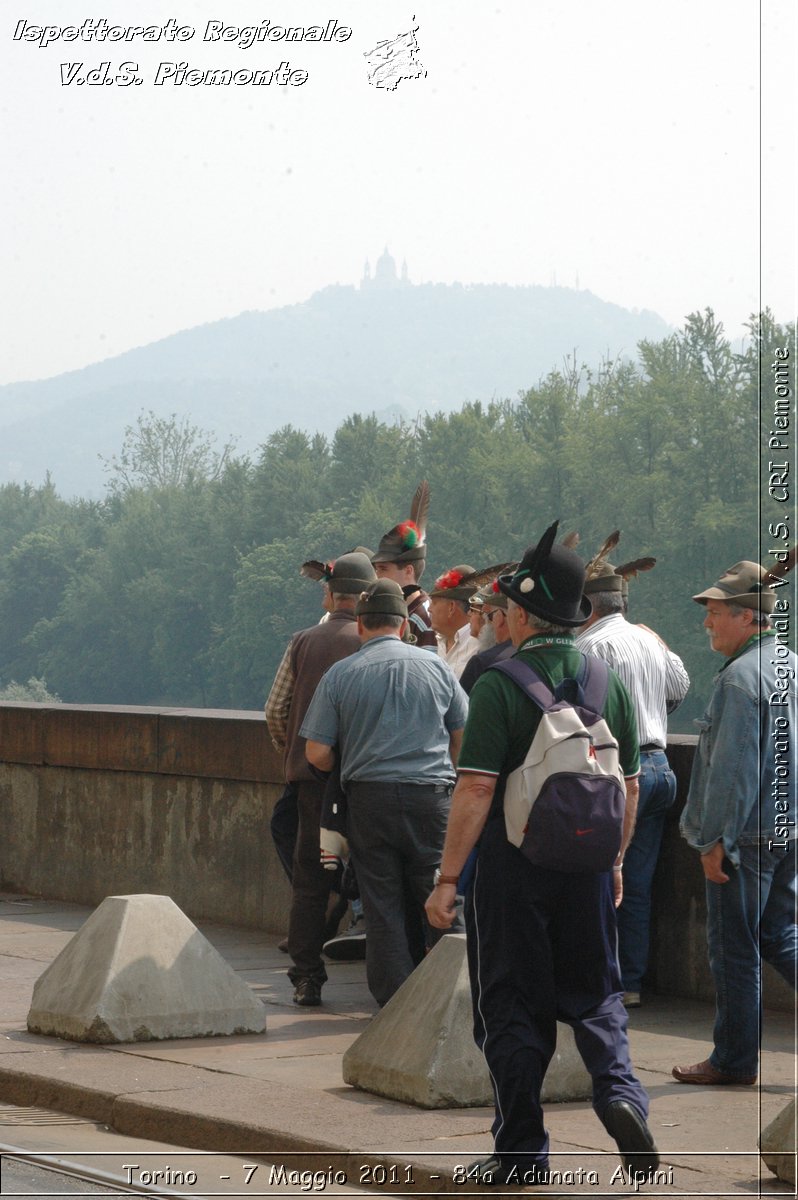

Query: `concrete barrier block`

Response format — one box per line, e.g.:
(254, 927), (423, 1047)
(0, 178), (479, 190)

(27, 894), (266, 1043)
(760, 1097), (796, 1185)
(342, 934), (591, 1108)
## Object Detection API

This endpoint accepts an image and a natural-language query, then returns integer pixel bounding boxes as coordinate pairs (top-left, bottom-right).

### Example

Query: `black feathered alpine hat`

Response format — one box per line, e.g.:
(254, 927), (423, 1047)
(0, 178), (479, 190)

(498, 521), (591, 627)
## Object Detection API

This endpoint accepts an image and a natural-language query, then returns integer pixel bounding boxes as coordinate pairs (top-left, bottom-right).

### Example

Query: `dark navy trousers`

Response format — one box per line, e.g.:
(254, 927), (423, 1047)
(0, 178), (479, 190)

(465, 819), (649, 1171)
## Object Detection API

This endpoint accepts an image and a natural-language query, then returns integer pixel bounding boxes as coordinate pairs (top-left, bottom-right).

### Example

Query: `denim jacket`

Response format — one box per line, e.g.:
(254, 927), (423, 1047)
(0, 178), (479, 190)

(680, 634), (797, 865)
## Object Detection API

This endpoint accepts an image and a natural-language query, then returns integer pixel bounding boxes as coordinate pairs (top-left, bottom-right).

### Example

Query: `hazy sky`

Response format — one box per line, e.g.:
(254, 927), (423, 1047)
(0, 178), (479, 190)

(2, 0), (795, 385)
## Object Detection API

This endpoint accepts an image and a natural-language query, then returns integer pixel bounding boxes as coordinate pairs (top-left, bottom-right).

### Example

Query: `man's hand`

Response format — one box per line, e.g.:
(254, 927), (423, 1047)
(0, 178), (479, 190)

(423, 772), (496, 929)
(700, 841), (730, 883)
(612, 866), (624, 908)
(425, 881), (459, 929)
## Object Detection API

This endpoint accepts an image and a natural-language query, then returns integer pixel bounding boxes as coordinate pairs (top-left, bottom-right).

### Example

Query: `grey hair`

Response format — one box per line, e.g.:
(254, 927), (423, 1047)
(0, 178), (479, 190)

(508, 600), (572, 637)
(587, 590), (624, 618)
(530, 617), (575, 636)
(725, 601), (770, 627)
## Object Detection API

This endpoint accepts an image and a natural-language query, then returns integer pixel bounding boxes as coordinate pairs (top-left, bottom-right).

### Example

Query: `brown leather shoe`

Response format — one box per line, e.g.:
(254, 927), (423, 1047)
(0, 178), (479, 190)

(672, 1059), (757, 1086)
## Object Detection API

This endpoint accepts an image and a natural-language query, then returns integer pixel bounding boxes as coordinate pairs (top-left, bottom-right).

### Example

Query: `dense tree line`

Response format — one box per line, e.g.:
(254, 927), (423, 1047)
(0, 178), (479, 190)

(0, 310), (792, 728)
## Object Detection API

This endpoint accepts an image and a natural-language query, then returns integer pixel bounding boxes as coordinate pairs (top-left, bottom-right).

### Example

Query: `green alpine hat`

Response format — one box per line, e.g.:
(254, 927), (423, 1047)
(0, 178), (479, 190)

(326, 552), (377, 595)
(429, 565), (478, 601)
(371, 481), (429, 573)
(355, 578), (408, 618)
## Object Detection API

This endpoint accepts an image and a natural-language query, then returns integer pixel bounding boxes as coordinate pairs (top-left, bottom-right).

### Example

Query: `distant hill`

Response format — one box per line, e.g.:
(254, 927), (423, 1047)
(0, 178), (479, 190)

(0, 282), (671, 498)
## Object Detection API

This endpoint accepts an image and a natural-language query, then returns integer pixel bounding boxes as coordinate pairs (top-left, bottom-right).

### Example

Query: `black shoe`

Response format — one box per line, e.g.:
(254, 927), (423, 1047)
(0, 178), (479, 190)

(293, 977), (322, 1006)
(277, 936), (289, 953)
(323, 914), (366, 961)
(323, 893), (350, 942)
(603, 1100), (659, 1177)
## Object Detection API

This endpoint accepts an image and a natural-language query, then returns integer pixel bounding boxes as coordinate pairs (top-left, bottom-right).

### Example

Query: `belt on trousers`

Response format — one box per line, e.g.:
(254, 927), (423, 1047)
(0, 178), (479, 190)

(347, 781), (451, 794)
(640, 743), (665, 753)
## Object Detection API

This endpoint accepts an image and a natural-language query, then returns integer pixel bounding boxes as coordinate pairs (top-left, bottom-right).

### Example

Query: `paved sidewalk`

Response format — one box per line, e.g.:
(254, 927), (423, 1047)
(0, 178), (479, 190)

(0, 894), (794, 1196)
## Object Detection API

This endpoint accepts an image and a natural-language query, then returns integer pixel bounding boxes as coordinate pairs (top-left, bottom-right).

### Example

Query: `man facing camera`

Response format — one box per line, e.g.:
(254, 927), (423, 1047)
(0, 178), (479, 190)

(673, 560), (797, 1087)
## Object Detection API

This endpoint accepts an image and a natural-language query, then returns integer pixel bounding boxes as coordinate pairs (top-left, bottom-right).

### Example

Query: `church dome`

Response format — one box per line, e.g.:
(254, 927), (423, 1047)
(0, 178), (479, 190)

(374, 246), (397, 282)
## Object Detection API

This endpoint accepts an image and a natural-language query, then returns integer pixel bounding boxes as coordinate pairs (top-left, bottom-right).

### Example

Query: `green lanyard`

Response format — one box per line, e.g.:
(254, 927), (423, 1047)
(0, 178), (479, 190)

(517, 635), (575, 652)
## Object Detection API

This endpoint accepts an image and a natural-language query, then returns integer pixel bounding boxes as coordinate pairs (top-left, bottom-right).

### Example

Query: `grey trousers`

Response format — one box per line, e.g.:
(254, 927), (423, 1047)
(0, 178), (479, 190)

(346, 780), (455, 1006)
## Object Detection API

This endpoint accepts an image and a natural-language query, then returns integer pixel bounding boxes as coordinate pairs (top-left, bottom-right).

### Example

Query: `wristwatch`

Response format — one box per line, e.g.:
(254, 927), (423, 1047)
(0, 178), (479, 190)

(433, 868), (459, 887)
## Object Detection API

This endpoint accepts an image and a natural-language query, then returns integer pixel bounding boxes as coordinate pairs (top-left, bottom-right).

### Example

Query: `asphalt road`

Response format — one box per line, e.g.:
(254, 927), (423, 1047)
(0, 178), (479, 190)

(1, 1155), (133, 1195)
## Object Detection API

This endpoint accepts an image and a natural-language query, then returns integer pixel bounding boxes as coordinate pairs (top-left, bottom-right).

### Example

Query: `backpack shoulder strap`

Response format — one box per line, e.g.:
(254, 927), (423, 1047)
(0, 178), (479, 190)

(491, 658), (554, 711)
(576, 654), (611, 715)
(493, 652), (612, 717)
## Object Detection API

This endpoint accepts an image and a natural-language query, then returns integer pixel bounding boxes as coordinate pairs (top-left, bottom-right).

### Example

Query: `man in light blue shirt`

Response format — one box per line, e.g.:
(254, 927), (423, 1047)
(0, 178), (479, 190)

(303, 578), (468, 1005)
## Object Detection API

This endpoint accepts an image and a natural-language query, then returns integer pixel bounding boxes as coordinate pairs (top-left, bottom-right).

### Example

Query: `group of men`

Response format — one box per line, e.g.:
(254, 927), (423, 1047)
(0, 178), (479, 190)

(265, 487), (796, 1185)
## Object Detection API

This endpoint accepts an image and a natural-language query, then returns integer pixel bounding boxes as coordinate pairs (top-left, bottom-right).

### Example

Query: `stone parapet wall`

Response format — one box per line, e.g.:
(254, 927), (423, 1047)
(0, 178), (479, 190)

(0, 705), (791, 1010)
(0, 702), (290, 932)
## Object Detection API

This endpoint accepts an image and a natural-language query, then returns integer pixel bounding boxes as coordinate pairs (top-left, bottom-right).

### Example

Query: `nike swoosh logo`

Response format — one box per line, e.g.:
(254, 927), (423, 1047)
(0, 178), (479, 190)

(575, 829), (594, 836)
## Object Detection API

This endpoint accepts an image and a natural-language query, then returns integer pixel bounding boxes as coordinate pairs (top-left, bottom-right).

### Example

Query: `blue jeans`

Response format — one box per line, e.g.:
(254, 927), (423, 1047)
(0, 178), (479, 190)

(617, 750), (676, 992)
(707, 840), (797, 1077)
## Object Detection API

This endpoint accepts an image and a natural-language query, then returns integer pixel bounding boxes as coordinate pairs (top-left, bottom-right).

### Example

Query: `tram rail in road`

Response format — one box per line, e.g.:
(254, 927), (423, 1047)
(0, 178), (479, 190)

(2, 1140), (195, 1197)
(0, 1105), (397, 1199)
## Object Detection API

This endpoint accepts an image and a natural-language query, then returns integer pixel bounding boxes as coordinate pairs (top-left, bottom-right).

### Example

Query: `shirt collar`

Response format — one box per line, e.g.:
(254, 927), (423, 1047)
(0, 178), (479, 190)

(588, 613), (625, 632)
(720, 628), (775, 672)
(359, 634), (403, 652)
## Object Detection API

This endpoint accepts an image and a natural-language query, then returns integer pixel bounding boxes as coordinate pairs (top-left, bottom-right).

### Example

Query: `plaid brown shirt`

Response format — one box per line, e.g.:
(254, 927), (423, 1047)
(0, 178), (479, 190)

(264, 641), (294, 750)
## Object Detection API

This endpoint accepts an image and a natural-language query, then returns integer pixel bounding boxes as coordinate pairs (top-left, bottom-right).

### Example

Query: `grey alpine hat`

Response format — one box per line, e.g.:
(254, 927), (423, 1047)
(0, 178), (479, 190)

(692, 561), (776, 613)
(476, 581), (508, 611)
(583, 530), (624, 595)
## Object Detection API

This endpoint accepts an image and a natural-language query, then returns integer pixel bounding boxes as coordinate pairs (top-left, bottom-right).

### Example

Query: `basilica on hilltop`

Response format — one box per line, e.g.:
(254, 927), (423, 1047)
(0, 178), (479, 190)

(360, 247), (411, 290)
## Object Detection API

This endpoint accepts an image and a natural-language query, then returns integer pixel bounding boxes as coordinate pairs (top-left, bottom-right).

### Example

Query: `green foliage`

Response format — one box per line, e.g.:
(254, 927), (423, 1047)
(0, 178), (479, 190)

(0, 310), (791, 721)
(0, 676), (60, 702)
(101, 410), (236, 495)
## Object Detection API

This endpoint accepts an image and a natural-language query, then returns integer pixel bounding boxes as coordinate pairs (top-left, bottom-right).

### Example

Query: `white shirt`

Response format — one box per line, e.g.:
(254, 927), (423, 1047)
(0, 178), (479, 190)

(575, 613), (689, 747)
(437, 622), (480, 680)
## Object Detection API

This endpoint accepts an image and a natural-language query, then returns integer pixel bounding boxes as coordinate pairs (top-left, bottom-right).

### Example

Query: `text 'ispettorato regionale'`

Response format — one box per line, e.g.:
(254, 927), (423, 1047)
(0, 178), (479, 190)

(13, 18), (353, 87)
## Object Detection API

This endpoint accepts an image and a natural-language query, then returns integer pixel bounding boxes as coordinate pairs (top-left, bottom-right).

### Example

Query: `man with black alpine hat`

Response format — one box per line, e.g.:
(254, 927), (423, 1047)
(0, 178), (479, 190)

(302, 578), (468, 1006)
(426, 522), (658, 1187)
(371, 481), (438, 650)
(265, 551), (376, 1006)
(672, 558), (797, 1087)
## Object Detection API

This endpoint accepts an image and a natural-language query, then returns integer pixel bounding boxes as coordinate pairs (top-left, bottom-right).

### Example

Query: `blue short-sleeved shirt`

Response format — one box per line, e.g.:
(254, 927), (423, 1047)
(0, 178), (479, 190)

(300, 635), (469, 785)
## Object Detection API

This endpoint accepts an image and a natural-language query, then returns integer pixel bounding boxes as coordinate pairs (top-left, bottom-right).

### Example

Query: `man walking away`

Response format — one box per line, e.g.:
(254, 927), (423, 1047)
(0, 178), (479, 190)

(303, 579), (468, 1006)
